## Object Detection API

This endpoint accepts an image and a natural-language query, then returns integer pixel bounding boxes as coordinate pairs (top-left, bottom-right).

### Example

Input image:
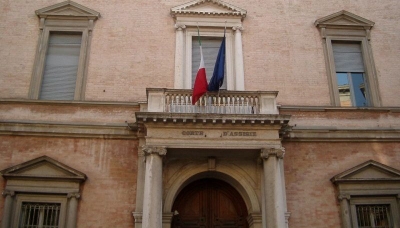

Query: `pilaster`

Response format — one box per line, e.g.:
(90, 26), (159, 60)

(260, 147), (287, 228)
(338, 194), (352, 228)
(1, 190), (15, 228)
(233, 26), (245, 90)
(174, 24), (186, 89)
(142, 146), (167, 228)
(66, 192), (81, 228)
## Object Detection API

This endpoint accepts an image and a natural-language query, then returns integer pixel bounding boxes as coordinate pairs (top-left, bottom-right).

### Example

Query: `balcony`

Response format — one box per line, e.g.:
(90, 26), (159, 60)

(144, 88), (279, 115)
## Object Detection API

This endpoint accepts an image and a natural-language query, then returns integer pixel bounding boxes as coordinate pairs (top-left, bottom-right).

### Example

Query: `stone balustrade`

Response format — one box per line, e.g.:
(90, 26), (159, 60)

(146, 88), (279, 114)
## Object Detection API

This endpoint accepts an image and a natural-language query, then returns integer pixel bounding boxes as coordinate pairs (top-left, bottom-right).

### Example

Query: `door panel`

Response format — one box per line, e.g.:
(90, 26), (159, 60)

(172, 179), (248, 228)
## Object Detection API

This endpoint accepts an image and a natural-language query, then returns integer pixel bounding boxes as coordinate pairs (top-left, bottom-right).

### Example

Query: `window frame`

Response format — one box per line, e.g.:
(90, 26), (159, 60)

(315, 10), (381, 107)
(29, 1), (100, 101)
(12, 195), (68, 228)
(350, 197), (398, 228)
(185, 28), (234, 90)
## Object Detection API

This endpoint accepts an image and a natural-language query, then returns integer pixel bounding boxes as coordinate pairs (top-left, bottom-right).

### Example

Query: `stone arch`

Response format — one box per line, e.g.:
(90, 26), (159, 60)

(163, 161), (261, 215)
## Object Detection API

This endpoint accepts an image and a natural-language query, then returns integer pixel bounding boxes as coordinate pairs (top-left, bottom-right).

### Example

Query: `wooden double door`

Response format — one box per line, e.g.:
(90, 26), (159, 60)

(171, 178), (249, 228)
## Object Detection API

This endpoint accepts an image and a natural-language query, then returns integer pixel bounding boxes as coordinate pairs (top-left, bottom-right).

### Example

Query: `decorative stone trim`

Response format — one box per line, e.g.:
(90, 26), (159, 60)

(142, 146), (167, 156)
(338, 194), (351, 201)
(247, 213), (262, 226)
(175, 24), (186, 31)
(232, 26), (244, 32)
(171, 0), (247, 18)
(2, 190), (15, 197)
(260, 147), (285, 159)
(132, 212), (143, 223)
(67, 192), (81, 199)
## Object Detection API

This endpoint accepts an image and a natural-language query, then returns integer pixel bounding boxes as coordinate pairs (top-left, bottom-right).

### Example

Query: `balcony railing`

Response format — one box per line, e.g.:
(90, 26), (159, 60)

(145, 89), (279, 115)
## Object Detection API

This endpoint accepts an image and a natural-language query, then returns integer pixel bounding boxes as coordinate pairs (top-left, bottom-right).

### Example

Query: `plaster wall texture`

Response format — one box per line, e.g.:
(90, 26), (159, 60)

(0, 136), (138, 228)
(0, 0), (399, 106)
(283, 141), (400, 228)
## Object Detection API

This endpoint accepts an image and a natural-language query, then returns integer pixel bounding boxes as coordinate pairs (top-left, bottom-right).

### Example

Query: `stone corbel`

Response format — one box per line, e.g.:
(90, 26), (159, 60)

(260, 147), (285, 160)
(132, 212), (143, 223)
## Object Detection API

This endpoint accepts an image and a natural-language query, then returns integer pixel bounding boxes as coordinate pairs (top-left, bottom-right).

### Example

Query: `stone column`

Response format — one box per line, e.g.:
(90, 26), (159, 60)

(66, 192), (80, 228)
(260, 148), (286, 228)
(174, 24), (186, 89)
(142, 146), (167, 228)
(338, 195), (352, 228)
(233, 26), (245, 91)
(1, 190), (15, 228)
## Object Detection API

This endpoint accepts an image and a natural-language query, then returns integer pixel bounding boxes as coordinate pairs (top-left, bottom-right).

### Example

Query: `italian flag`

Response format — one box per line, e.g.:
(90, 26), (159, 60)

(192, 31), (208, 105)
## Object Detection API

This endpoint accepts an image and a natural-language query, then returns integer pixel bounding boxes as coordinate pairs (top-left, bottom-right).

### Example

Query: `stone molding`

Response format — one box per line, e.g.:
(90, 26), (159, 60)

(171, 0), (247, 19)
(0, 121), (136, 139)
(260, 147), (285, 159)
(2, 190), (15, 197)
(232, 26), (244, 31)
(35, 0), (100, 20)
(132, 212), (142, 223)
(247, 213), (262, 226)
(338, 194), (351, 201)
(67, 192), (81, 199)
(175, 24), (186, 30)
(142, 146), (167, 156)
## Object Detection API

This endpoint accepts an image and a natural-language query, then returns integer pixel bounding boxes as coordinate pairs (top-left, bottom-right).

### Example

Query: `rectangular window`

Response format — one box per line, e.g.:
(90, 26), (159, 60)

(332, 42), (368, 107)
(355, 204), (392, 228)
(192, 36), (227, 90)
(40, 32), (83, 100)
(19, 202), (61, 228)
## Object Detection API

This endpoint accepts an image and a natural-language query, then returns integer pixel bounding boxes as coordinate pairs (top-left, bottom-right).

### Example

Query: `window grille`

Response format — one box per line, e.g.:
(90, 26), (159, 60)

(19, 202), (61, 228)
(356, 204), (393, 228)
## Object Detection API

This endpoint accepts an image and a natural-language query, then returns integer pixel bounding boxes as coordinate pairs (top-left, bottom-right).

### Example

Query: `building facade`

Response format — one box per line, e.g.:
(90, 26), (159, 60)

(1, 0), (400, 228)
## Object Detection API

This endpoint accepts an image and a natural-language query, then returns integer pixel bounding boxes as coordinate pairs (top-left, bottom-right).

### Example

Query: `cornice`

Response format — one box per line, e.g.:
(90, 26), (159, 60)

(0, 121), (136, 139)
(171, 0), (246, 18)
(314, 10), (374, 28)
(279, 105), (400, 113)
(0, 99), (139, 108)
(135, 112), (290, 126)
(35, 0), (100, 20)
(284, 128), (400, 142)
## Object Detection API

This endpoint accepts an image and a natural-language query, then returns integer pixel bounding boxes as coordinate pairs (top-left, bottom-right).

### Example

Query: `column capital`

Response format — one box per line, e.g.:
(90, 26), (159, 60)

(260, 147), (285, 159)
(232, 26), (244, 32)
(142, 146), (167, 156)
(67, 192), (81, 199)
(175, 24), (186, 31)
(2, 190), (15, 197)
(338, 194), (351, 201)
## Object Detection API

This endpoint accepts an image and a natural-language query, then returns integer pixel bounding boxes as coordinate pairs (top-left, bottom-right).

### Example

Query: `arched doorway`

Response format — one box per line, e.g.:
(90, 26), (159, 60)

(171, 178), (249, 228)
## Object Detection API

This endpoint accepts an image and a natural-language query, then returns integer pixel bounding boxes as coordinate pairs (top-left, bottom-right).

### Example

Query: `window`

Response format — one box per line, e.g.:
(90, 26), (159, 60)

(0, 156), (86, 228)
(14, 195), (67, 228)
(29, 1), (100, 101)
(40, 32), (83, 100)
(171, 0), (246, 91)
(315, 10), (381, 107)
(331, 160), (400, 228)
(192, 36), (227, 89)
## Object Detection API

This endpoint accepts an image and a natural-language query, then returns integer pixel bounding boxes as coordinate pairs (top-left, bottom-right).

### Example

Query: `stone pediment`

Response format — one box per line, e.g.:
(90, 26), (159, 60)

(171, 0), (246, 18)
(315, 10), (374, 29)
(35, 1), (100, 19)
(0, 155), (86, 181)
(331, 160), (400, 183)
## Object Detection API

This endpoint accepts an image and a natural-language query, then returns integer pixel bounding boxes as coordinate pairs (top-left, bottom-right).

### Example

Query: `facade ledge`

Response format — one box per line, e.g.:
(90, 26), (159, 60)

(0, 98), (139, 107)
(0, 121), (136, 139)
(279, 105), (400, 113)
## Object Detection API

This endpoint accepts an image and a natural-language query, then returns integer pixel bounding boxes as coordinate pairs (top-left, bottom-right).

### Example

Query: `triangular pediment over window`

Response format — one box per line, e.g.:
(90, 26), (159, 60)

(315, 10), (374, 29)
(331, 160), (400, 183)
(0, 155), (86, 182)
(171, 0), (246, 19)
(35, 0), (100, 19)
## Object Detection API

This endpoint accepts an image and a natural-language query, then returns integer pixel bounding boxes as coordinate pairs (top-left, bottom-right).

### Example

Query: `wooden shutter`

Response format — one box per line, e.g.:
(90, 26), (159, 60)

(40, 32), (82, 100)
(192, 37), (227, 89)
(332, 42), (365, 73)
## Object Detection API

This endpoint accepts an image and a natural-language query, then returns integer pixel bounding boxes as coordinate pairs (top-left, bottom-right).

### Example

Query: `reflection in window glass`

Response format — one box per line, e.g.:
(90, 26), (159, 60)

(336, 72), (367, 107)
